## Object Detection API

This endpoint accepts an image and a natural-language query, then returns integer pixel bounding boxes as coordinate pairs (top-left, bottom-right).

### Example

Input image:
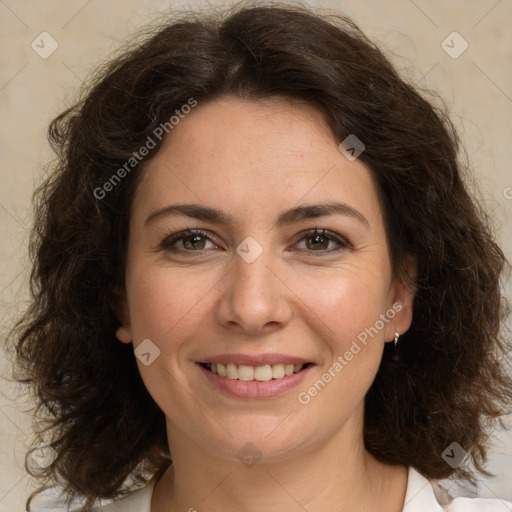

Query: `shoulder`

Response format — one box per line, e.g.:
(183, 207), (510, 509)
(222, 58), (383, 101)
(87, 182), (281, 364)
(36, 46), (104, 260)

(404, 466), (512, 512)
(86, 480), (155, 512)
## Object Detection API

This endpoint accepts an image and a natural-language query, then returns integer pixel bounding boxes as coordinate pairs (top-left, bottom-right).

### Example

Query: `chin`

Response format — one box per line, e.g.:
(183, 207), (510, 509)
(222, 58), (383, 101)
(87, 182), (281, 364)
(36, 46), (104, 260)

(200, 417), (312, 465)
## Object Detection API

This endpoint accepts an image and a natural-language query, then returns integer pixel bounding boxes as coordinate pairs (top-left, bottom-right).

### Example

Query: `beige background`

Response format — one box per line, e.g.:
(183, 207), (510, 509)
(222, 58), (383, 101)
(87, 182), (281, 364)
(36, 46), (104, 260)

(1, 0), (511, 510)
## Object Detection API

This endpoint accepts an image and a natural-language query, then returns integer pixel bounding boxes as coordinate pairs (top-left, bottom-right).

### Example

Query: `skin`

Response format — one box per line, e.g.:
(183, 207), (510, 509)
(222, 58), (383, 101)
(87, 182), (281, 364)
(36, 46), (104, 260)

(116, 96), (415, 512)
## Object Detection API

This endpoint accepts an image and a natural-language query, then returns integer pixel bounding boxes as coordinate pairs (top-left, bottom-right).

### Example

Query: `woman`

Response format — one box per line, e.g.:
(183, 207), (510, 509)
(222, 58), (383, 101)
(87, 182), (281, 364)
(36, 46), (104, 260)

(13, 2), (512, 511)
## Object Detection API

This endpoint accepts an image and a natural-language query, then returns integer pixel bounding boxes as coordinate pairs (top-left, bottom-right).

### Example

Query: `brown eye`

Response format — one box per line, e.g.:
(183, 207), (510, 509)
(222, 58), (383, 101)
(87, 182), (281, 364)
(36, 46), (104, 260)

(160, 229), (218, 253)
(294, 228), (350, 254)
(181, 234), (207, 250)
(305, 232), (330, 250)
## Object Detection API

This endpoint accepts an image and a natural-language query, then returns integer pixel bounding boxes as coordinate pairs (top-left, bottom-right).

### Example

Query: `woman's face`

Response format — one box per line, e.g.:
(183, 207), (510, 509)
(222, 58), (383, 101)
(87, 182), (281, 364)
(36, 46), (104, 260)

(117, 96), (413, 463)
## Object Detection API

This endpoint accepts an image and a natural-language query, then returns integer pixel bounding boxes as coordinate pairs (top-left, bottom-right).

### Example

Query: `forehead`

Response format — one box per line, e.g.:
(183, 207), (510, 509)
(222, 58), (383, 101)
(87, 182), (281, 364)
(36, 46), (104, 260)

(132, 96), (383, 228)
(149, 96), (338, 175)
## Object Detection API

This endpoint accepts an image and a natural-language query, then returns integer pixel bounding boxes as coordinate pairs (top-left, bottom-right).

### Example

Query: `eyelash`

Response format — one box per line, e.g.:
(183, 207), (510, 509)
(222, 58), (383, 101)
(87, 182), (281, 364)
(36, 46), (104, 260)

(158, 227), (351, 256)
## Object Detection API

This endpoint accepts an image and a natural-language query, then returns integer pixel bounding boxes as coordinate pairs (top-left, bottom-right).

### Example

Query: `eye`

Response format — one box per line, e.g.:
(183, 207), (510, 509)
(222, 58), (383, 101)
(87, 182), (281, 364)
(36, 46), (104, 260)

(293, 228), (350, 254)
(158, 227), (350, 256)
(160, 229), (219, 253)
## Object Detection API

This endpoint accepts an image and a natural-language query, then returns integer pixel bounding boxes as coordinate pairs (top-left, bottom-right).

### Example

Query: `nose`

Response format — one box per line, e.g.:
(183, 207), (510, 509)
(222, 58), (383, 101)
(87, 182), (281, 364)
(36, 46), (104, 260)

(215, 244), (293, 336)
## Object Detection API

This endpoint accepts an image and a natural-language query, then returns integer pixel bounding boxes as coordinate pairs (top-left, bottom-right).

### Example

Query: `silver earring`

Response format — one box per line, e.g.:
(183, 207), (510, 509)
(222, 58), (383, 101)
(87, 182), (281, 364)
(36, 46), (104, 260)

(394, 332), (400, 347)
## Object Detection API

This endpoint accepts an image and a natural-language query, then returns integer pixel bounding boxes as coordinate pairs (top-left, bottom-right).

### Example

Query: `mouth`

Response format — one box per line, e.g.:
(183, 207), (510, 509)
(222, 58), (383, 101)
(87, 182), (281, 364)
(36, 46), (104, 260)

(197, 354), (315, 399)
(200, 362), (312, 382)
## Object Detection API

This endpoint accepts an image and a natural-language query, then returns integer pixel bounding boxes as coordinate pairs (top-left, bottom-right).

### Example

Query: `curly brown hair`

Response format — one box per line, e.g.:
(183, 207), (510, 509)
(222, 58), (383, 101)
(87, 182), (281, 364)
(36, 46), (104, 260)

(11, 1), (512, 510)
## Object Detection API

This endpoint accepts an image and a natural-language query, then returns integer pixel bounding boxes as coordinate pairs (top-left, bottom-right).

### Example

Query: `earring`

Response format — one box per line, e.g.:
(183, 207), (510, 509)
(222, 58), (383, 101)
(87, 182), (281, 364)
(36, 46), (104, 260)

(394, 332), (400, 347)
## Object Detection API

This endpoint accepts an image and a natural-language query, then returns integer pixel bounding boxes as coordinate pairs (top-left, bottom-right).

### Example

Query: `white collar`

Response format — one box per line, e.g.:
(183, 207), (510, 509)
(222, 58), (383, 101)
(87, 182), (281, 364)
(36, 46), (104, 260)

(403, 466), (446, 511)
(94, 465), (512, 511)
(111, 466), (445, 511)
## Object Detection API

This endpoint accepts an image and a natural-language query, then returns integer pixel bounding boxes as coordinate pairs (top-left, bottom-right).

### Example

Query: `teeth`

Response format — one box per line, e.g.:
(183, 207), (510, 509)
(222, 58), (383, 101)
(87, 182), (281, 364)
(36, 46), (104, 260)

(238, 365), (254, 381)
(272, 364), (285, 379)
(217, 363), (227, 377)
(254, 364), (272, 381)
(207, 362), (304, 381)
(226, 363), (238, 379)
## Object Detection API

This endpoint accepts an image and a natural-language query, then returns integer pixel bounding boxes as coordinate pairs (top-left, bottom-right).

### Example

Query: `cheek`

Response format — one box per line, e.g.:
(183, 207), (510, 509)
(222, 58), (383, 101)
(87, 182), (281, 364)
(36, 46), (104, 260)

(126, 264), (217, 343)
(124, 266), (217, 415)
(290, 263), (392, 409)
(293, 272), (390, 415)
(294, 266), (391, 350)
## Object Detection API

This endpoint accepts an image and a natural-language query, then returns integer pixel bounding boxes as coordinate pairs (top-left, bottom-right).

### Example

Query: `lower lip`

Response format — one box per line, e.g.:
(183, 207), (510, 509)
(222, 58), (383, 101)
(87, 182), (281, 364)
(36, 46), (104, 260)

(197, 363), (312, 399)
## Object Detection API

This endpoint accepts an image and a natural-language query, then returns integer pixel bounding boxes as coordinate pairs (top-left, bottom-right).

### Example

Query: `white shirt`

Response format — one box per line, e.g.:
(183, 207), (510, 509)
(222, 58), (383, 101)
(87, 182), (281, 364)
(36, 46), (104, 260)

(89, 466), (512, 511)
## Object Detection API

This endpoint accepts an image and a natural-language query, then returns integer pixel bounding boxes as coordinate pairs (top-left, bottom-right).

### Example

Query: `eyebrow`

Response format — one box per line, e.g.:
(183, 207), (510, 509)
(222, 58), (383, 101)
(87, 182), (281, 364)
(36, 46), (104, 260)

(145, 202), (369, 229)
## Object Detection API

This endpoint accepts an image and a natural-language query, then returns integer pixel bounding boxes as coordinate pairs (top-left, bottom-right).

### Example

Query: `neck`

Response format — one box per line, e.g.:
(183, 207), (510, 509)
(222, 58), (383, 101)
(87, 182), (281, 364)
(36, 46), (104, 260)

(151, 410), (408, 512)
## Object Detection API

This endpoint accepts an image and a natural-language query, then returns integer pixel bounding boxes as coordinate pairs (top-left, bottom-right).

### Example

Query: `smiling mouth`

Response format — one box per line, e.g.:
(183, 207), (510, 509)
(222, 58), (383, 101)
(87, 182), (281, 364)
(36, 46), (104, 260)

(201, 362), (311, 382)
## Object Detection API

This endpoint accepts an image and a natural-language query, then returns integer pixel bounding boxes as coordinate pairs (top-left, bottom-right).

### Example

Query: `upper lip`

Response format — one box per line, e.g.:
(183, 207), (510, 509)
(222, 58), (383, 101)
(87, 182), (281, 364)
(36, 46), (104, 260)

(198, 353), (312, 366)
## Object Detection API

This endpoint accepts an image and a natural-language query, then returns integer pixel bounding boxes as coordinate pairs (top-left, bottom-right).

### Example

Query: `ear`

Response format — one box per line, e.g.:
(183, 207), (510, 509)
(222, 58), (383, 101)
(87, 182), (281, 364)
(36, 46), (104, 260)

(110, 285), (132, 344)
(385, 255), (416, 342)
